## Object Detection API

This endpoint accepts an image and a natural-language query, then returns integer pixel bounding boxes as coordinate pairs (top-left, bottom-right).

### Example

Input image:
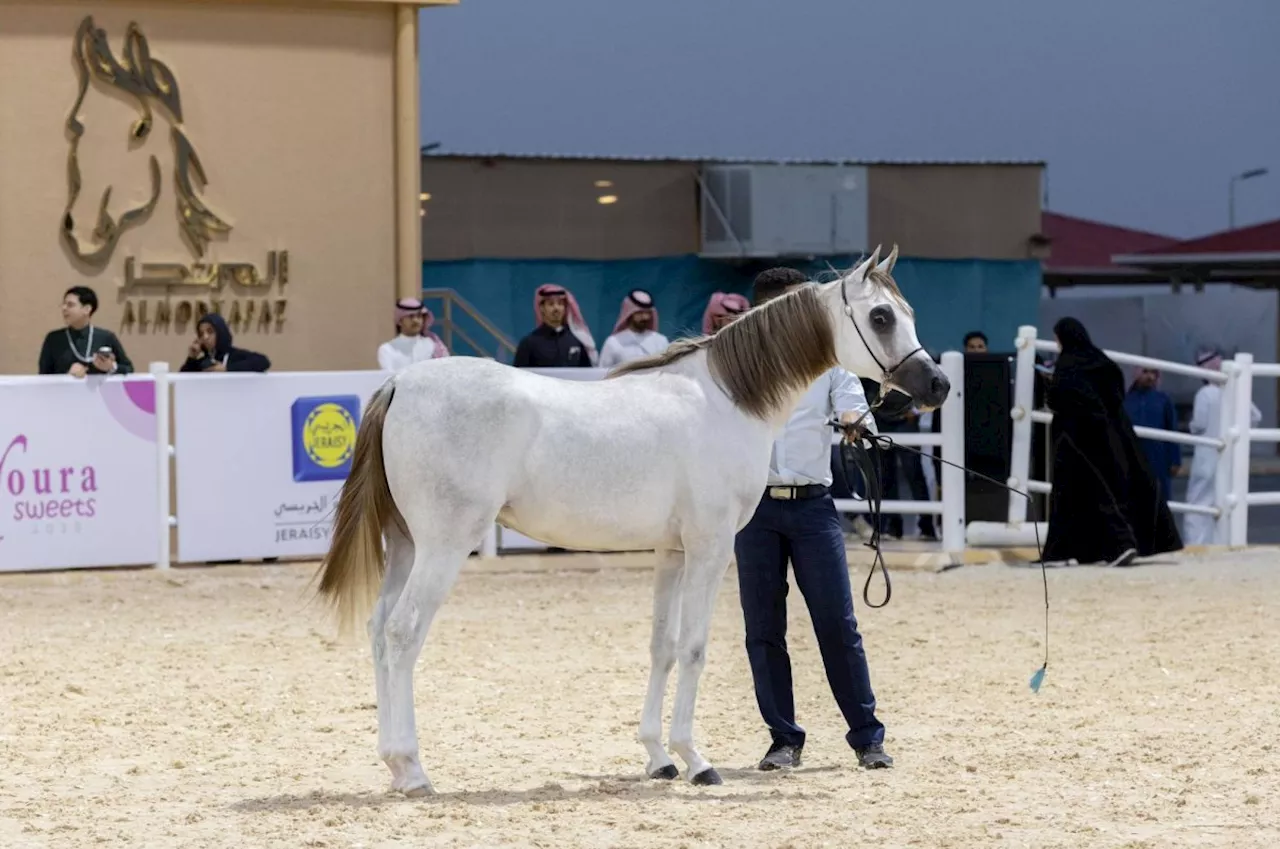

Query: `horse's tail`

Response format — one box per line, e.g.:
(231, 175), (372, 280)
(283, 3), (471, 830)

(316, 378), (402, 636)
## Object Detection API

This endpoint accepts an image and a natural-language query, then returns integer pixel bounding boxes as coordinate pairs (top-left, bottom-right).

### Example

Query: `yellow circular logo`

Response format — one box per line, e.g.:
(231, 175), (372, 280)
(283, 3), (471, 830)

(302, 403), (356, 469)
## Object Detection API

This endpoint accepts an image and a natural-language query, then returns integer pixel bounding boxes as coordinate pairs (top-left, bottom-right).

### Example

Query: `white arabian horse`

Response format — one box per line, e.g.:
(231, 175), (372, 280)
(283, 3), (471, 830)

(316, 245), (950, 795)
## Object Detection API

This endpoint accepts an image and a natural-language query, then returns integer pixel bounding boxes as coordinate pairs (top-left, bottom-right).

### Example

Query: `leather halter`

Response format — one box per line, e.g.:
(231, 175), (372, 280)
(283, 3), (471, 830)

(839, 277), (925, 413)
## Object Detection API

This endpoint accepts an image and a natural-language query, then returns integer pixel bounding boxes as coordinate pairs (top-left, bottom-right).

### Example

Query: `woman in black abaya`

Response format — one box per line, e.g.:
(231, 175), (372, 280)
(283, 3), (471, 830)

(1041, 318), (1183, 566)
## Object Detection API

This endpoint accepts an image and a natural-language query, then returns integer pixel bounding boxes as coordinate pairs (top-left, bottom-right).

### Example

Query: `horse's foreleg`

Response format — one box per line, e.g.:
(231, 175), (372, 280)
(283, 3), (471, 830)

(638, 550), (683, 780)
(369, 525), (414, 788)
(668, 540), (733, 786)
(380, 544), (469, 796)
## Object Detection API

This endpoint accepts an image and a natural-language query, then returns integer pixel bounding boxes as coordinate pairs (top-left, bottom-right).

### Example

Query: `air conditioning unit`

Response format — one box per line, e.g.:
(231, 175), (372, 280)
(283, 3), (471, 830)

(699, 163), (869, 259)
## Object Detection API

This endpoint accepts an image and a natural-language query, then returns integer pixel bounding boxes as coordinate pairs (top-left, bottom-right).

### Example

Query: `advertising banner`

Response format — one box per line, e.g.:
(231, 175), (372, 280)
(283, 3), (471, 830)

(172, 371), (389, 563)
(0, 375), (161, 571)
(171, 366), (611, 562)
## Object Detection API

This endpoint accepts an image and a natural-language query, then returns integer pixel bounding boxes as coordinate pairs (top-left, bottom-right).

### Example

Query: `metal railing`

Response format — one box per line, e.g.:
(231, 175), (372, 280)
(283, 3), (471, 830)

(420, 288), (517, 362)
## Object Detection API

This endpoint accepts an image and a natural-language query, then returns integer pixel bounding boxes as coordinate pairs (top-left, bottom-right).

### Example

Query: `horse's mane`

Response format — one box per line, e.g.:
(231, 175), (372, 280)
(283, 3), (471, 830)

(609, 284), (838, 419)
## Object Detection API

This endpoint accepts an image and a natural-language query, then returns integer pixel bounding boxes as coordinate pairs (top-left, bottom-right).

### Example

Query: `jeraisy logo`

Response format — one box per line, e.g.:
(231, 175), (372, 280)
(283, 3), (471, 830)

(291, 396), (360, 482)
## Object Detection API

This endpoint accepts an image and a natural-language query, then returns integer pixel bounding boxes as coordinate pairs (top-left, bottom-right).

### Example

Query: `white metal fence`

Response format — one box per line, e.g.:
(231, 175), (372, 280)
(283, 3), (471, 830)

(998, 324), (1279, 548)
(833, 351), (967, 555)
(13, 331), (1270, 574)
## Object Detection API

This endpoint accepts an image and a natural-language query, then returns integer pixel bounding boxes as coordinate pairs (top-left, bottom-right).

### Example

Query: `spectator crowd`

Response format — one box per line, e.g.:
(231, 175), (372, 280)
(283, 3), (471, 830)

(27, 280), (1250, 553)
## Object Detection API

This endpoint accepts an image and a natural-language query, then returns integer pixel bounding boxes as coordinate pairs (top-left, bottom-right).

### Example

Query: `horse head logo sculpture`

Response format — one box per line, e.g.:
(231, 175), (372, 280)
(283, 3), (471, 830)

(62, 16), (232, 267)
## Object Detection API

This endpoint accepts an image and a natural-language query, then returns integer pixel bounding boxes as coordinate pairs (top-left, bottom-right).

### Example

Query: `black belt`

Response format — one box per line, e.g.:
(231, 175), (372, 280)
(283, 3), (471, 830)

(765, 483), (829, 501)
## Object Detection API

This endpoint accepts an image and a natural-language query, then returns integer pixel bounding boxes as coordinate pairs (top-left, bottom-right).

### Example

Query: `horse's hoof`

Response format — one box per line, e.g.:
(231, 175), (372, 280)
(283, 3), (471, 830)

(400, 782), (435, 798)
(649, 764), (679, 780)
(690, 767), (723, 786)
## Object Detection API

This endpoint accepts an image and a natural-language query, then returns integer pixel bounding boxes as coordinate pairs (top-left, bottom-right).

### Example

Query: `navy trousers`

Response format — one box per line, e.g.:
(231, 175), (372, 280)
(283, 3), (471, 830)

(734, 491), (885, 751)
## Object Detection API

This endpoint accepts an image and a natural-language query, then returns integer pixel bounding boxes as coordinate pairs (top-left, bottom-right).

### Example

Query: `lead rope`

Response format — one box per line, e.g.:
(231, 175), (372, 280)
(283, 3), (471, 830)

(831, 415), (1050, 694)
(823, 259), (1048, 691)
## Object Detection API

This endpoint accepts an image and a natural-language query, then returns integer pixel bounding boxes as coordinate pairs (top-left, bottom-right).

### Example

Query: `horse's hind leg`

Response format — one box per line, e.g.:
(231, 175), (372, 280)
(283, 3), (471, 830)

(380, 535), (474, 796)
(368, 524), (414, 790)
(638, 549), (683, 779)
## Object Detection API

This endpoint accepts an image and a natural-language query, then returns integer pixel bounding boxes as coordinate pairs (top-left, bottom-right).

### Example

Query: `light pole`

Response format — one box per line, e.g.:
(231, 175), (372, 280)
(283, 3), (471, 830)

(1229, 167), (1268, 229)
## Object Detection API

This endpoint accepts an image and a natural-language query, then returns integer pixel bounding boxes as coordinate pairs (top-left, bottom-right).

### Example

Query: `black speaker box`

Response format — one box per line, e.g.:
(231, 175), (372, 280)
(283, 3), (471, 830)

(958, 352), (1049, 524)
(962, 353), (1013, 522)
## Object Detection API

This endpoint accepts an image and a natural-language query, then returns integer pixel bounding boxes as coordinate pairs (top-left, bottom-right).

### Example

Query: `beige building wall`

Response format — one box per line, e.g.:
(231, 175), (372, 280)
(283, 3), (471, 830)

(867, 165), (1044, 260)
(0, 1), (401, 375)
(422, 157), (702, 260)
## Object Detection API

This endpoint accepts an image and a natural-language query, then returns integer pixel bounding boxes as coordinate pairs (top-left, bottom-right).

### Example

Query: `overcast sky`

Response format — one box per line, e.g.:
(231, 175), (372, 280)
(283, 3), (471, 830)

(419, 0), (1279, 239)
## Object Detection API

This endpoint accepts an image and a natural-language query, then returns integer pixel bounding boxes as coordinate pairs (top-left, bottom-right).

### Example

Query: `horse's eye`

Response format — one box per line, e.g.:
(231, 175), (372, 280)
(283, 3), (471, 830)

(870, 306), (894, 330)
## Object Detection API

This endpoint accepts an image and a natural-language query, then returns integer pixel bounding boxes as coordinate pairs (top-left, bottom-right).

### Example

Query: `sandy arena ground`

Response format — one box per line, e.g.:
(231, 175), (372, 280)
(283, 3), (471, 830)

(2, 547), (1279, 849)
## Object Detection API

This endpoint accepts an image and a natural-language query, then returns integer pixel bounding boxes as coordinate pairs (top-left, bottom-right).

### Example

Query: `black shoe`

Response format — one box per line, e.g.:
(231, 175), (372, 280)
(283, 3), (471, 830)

(856, 743), (894, 769)
(757, 742), (802, 771)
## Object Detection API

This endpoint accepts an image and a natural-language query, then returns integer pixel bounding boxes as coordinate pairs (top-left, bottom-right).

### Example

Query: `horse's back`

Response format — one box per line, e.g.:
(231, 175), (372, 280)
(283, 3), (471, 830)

(378, 357), (739, 551)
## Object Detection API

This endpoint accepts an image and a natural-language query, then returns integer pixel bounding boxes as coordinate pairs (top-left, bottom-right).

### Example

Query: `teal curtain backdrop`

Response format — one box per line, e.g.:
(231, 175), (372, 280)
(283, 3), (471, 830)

(421, 255), (1040, 363)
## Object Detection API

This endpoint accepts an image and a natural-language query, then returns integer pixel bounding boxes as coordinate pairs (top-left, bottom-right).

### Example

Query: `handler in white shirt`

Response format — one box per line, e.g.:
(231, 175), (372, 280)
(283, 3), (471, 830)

(732, 267), (893, 776)
(769, 367), (877, 487)
(598, 288), (669, 369)
(377, 297), (450, 373)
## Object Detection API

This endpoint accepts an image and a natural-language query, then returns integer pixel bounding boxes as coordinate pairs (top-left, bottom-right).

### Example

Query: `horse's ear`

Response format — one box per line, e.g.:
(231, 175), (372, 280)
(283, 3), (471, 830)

(845, 249), (875, 284)
(877, 244), (899, 275)
(865, 245), (882, 277)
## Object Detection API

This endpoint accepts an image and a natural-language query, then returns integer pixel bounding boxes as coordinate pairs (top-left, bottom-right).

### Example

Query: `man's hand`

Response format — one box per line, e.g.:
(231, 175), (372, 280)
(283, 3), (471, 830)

(92, 351), (116, 373)
(837, 410), (869, 441)
(1171, 465), (1181, 476)
(68, 362), (87, 378)
(204, 361), (226, 372)
(189, 339), (204, 359)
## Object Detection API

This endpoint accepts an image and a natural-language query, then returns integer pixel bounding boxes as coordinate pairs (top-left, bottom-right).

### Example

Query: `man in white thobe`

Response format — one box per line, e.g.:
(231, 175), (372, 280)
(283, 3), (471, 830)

(598, 289), (669, 368)
(1183, 347), (1260, 544)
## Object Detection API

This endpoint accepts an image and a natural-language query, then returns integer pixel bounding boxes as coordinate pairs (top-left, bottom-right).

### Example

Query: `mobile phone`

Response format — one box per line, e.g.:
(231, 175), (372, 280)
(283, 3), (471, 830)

(97, 346), (113, 356)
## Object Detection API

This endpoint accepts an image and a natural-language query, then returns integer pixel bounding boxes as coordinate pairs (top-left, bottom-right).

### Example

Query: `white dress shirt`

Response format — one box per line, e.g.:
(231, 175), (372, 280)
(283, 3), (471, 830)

(598, 329), (671, 368)
(767, 367), (877, 487)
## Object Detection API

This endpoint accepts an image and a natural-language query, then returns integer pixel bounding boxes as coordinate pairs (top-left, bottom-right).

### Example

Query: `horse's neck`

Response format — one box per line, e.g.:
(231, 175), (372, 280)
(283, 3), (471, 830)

(689, 347), (814, 436)
(761, 384), (813, 434)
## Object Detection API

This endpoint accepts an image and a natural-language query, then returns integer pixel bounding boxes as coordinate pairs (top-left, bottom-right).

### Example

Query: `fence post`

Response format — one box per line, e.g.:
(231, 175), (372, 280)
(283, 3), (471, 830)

(1007, 325), (1038, 525)
(1228, 353), (1254, 546)
(940, 351), (966, 556)
(1212, 360), (1237, 545)
(150, 362), (172, 570)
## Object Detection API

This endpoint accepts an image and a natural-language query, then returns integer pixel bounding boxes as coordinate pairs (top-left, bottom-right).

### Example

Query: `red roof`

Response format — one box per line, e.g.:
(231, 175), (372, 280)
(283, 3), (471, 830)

(1041, 211), (1177, 273)
(1126, 218), (1280, 258)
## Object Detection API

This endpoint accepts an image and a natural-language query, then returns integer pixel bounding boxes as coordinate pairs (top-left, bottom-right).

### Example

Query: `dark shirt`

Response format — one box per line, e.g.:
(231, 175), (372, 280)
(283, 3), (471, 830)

(513, 324), (593, 368)
(1122, 386), (1182, 476)
(179, 347), (272, 373)
(38, 325), (134, 375)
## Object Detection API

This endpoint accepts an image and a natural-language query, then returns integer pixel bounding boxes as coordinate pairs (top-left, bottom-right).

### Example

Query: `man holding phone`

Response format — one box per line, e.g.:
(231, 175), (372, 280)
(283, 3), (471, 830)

(38, 286), (134, 378)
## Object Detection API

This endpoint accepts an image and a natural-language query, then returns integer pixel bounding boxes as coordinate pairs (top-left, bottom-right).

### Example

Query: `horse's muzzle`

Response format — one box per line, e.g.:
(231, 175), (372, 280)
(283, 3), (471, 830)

(894, 356), (951, 411)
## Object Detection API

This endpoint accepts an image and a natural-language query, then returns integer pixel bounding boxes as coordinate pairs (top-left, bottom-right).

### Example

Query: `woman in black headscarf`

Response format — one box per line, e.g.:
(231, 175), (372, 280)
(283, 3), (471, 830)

(180, 313), (271, 373)
(1040, 317), (1182, 566)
